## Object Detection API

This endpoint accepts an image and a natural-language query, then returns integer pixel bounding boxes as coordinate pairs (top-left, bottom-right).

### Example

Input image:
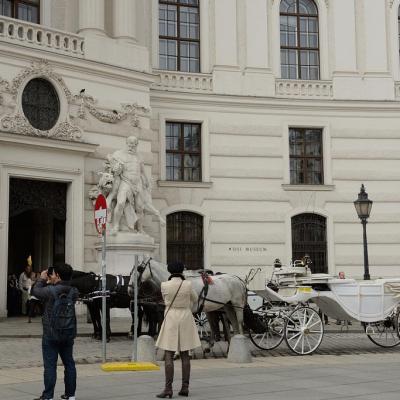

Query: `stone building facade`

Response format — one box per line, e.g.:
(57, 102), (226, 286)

(1, 0), (400, 317)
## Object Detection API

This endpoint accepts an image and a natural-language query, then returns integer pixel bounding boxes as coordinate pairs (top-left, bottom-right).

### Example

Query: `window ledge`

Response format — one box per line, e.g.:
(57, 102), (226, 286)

(282, 184), (335, 191)
(158, 180), (213, 188)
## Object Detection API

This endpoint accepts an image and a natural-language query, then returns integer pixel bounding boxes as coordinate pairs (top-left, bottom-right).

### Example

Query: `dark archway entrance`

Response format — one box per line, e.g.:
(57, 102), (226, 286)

(7, 177), (67, 292)
(291, 213), (327, 273)
(167, 212), (204, 270)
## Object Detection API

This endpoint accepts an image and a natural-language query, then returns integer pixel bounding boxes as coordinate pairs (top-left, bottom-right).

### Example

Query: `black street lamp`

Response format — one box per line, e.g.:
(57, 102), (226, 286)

(354, 184), (373, 280)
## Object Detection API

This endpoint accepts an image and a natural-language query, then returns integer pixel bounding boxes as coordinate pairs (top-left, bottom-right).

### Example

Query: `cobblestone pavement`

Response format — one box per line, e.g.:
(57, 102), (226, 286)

(0, 323), (399, 369)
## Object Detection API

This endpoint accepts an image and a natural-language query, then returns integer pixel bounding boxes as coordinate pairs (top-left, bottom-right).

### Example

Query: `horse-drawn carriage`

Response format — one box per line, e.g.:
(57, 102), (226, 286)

(247, 262), (400, 355)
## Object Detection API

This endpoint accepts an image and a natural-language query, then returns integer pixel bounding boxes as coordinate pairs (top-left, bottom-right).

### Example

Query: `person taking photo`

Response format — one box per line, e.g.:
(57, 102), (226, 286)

(32, 264), (79, 400)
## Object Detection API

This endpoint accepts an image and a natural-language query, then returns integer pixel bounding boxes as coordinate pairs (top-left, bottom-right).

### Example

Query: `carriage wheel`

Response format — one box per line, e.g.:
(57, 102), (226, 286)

(365, 311), (400, 348)
(248, 306), (285, 350)
(194, 312), (210, 340)
(285, 306), (324, 355)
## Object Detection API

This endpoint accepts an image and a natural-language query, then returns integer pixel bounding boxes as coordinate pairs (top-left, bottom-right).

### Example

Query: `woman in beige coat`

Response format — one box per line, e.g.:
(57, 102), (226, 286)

(156, 262), (201, 398)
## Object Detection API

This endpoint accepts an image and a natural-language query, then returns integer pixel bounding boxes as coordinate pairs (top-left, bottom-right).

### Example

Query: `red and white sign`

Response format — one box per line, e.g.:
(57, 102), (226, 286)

(94, 194), (107, 234)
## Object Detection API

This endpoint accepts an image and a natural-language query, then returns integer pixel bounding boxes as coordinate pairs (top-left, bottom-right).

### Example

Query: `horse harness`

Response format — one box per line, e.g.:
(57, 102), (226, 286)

(129, 259), (247, 313)
(196, 273), (247, 312)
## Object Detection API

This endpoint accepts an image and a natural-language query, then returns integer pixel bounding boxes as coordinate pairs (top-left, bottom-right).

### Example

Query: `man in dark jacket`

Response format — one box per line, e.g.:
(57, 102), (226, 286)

(32, 264), (79, 400)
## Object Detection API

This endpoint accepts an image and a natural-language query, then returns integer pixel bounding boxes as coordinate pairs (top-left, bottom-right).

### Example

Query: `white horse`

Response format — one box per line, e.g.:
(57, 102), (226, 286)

(128, 259), (247, 339)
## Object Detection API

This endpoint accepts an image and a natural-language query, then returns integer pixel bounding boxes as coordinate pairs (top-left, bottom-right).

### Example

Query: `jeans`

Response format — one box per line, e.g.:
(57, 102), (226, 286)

(42, 337), (76, 399)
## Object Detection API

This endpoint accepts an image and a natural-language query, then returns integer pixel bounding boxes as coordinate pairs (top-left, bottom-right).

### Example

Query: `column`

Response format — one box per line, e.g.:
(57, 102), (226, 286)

(214, 0), (238, 67)
(363, 0), (388, 73)
(332, 0), (357, 74)
(242, 0), (274, 96)
(112, 0), (137, 42)
(245, 0), (269, 70)
(78, 0), (105, 34)
(213, 0), (241, 94)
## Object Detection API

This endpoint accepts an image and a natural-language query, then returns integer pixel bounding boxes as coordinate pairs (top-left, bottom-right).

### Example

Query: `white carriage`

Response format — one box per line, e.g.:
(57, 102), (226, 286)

(248, 263), (400, 355)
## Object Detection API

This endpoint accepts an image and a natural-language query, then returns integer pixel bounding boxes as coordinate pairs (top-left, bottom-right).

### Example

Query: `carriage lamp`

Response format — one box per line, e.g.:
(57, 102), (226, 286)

(354, 184), (373, 280)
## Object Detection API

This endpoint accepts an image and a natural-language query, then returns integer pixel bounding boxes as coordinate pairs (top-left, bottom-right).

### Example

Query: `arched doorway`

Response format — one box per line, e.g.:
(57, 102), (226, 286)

(167, 211), (203, 270)
(291, 213), (327, 273)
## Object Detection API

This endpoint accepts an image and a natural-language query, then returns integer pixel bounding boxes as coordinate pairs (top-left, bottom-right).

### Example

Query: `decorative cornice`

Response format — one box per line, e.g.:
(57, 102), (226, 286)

(9, 59), (72, 102)
(0, 113), (83, 141)
(74, 92), (150, 127)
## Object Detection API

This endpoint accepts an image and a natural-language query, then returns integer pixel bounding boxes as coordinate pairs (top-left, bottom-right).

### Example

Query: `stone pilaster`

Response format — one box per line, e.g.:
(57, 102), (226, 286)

(78, 0), (105, 34)
(112, 0), (137, 42)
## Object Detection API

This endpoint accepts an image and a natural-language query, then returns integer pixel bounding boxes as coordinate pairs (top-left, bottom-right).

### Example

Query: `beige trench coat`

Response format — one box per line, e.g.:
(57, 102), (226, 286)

(156, 277), (201, 352)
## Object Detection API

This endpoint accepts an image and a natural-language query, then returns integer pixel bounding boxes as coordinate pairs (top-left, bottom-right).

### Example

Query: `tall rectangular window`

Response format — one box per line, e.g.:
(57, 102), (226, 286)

(0, 0), (40, 23)
(280, 0), (319, 80)
(159, 0), (200, 72)
(289, 127), (323, 184)
(166, 122), (201, 181)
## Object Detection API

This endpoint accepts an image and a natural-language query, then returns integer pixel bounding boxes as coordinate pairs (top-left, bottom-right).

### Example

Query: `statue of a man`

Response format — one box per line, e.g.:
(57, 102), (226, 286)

(106, 136), (149, 235)
(90, 135), (165, 235)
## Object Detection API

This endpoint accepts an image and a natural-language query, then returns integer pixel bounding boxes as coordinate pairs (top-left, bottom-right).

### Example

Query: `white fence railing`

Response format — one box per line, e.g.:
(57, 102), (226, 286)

(153, 70), (213, 92)
(0, 16), (84, 57)
(276, 79), (333, 99)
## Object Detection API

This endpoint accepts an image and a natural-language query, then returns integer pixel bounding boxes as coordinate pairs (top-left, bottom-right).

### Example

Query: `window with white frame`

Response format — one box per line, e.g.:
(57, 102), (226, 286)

(289, 127), (323, 184)
(159, 0), (200, 72)
(280, 0), (320, 80)
(166, 121), (201, 181)
(0, 0), (40, 23)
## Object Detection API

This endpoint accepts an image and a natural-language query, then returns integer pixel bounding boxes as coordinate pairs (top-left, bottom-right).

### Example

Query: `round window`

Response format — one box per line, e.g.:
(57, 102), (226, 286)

(22, 78), (60, 131)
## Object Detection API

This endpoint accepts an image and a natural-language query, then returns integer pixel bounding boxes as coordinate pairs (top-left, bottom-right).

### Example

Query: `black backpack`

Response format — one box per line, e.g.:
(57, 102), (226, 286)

(49, 286), (77, 341)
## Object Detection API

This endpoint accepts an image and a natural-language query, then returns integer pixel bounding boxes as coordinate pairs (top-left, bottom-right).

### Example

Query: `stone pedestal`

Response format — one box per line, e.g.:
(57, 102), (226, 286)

(227, 335), (252, 363)
(96, 231), (156, 317)
(136, 335), (157, 363)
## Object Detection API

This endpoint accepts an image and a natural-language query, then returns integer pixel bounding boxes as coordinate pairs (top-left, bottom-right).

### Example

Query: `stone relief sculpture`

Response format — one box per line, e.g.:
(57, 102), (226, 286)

(89, 136), (166, 236)
(0, 60), (82, 141)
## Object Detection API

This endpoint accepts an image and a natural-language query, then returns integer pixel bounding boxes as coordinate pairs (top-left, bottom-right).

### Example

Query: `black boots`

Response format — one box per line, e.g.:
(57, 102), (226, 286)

(157, 351), (191, 398)
(178, 351), (190, 396)
(157, 351), (174, 398)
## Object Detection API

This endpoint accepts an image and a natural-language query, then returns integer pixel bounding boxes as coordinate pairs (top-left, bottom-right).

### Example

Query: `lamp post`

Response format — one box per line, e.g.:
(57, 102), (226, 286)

(354, 184), (373, 280)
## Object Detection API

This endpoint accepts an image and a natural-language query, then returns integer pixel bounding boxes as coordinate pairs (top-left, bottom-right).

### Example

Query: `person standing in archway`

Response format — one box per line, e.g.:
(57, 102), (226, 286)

(19, 256), (33, 315)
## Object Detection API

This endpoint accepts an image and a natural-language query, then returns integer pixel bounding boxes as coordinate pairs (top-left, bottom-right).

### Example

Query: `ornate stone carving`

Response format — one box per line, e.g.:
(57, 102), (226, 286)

(75, 92), (150, 127)
(390, 0), (395, 8)
(0, 113), (83, 141)
(9, 178), (66, 219)
(0, 78), (10, 93)
(9, 59), (72, 102)
(0, 60), (83, 142)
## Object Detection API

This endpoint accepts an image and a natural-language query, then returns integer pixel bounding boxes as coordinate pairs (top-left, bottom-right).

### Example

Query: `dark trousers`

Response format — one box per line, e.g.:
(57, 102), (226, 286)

(42, 337), (76, 399)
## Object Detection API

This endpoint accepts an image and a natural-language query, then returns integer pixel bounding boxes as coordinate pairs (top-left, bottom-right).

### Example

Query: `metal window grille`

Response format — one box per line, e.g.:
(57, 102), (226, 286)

(291, 213), (327, 273)
(22, 78), (60, 131)
(167, 212), (203, 270)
